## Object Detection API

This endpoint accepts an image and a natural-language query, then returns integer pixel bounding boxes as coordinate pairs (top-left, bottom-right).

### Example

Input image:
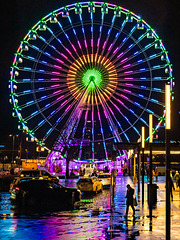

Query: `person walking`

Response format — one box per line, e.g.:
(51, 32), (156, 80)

(170, 177), (175, 201)
(155, 167), (159, 182)
(124, 184), (135, 218)
(174, 171), (180, 188)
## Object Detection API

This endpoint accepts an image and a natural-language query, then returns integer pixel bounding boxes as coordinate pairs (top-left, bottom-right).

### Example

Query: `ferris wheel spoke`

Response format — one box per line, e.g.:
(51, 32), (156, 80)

(94, 91), (108, 160)
(24, 90), (75, 122)
(95, 86), (123, 142)
(33, 96), (77, 135)
(114, 89), (161, 119)
(78, 13), (90, 59)
(25, 42), (71, 69)
(21, 53), (69, 74)
(117, 82), (164, 96)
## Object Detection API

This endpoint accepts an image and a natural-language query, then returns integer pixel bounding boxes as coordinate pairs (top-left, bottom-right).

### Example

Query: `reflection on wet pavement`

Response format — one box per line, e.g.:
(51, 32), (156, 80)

(0, 176), (180, 239)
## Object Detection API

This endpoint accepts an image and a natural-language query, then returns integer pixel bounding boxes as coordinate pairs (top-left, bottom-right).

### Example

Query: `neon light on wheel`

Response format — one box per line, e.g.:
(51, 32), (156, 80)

(9, 2), (174, 164)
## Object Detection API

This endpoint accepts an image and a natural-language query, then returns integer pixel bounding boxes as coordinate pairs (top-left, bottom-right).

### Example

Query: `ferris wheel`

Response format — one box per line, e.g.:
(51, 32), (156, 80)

(9, 2), (174, 162)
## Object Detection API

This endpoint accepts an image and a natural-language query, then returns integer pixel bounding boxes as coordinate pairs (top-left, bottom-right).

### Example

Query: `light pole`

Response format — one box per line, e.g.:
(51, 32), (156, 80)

(141, 126), (145, 205)
(9, 134), (19, 168)
(165, 84), (171, 240)
(149, 114), (153, 227)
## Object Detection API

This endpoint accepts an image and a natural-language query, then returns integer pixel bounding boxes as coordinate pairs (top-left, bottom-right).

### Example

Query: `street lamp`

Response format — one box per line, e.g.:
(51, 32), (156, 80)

(9, 134), (19, 168)
(165, 84), (171, 240)
(141, 126), (145, 205)
(149, 114), (153, 227)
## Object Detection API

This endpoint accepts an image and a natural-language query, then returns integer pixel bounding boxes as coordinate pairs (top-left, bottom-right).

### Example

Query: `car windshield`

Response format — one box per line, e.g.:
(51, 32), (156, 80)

(98, 175), (111, 178)
(78, 178), (92, 183)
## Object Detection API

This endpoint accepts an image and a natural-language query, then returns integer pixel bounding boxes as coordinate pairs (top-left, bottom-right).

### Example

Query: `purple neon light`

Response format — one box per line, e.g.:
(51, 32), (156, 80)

(102, 41), (107, 49)
(123, 64), (131, 68)
(123, 89), (132, 93)
(51, 84), (60, 88)
(61, 53), (68, 59)
(121, 58), (128, 63)
(65, 105), (71, 112)
(124, 71), (133, 74)
(91, 38), (93, 48)
(54, 65), (62, 69)
(56, 95), (64, 100)
(108, 43), (113, 51)
(61, 100), (67, 106)
(51, 78), (60, 81)
(56, 58), (64, 64)
(52, 71), (60, 75)
(66, 48), (72, 55)
(53, 90), (62, 95)
(84, 39), (87, 48)
(97, 38), (100, 47)
(77, 40), (82, 49)
(121, 94), (129, 100)
(124, 77), (134, 80)
(113, 47), (119, 54)
(117, 52), (124, 58)
(125, 83), (133, 86)
(71, 44), (77, 52)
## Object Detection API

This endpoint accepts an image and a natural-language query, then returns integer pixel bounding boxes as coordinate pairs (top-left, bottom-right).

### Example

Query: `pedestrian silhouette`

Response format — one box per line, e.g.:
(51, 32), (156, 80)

(124, 184), (135, 218)
(170, 177), (175, 201)
(174, 171), (180, 188)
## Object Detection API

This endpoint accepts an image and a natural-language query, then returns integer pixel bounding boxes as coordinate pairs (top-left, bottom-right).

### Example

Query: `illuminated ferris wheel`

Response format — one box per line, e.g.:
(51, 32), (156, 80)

(9, 2), (174, 162)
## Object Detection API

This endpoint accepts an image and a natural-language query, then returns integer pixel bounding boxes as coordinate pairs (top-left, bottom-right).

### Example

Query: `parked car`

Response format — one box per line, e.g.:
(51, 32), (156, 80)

(10, 179), (81, 209)
(9, 169), (59, 193)
(76, 176), (103, 194)
(19, 169), (59, 183)
(97, 173), (111, 187)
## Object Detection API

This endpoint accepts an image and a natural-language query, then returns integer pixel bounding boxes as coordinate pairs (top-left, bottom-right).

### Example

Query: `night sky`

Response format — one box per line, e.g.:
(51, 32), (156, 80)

(0, 0), (179, 148)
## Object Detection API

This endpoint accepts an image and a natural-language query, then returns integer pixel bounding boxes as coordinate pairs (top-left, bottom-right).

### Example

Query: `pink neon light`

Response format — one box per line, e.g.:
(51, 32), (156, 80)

(56, 95), (64, 100)
(121, 94), (129, 100)
(51, 78), (60, 80)
(61, 100), (67, 106)
(121, 58), (128, 63)
(125, 83), (133, 86)
(53, 90), (62, 95)
(61, 53), (68, 59)
(123, 64), (131, 68)
(97, 38), (100, 47)
(51, 84), (60, 88)
(52, 71), (60, 75)
(66, 48), (72, 55)
(123, 89), (132, 93)
(65, 105), (71, 112)
(54, 65), (62, 69)
(77, 41), (82, 49)
(108, 43), (113, 51)
(117, 99), (124, 105)
(113, 47), (119, 54)
(84, 39), (87, 48)
(91, 39), (93, 48)
(124, 71), (133, 74)
(117, 52), (124, 58)
(124, 78), (134, 80)
(56, 58), (64, 64)
(71, 44), (77, 52)
(102, 41), (107, 49)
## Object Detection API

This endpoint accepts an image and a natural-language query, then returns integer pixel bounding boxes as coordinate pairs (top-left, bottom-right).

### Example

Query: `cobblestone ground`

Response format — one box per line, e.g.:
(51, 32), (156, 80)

(0, 176), (180, 239)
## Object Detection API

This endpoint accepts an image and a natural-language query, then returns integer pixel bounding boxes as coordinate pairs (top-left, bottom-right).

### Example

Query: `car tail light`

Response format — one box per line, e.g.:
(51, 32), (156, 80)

(15, 187), (20, 191)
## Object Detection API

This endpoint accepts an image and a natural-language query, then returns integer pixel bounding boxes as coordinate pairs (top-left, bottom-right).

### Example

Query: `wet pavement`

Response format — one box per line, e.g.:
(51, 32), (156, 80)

(0, 176), (180, 239)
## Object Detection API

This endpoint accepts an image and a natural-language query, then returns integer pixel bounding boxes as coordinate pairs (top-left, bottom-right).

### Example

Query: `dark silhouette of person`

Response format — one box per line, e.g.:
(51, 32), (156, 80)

(170, 177), (175, 200)
(124, 184), (135, 217)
